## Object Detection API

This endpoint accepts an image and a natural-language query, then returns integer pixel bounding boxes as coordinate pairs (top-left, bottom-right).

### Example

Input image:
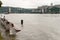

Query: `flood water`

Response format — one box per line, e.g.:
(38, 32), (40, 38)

(1, 13), (60, 40)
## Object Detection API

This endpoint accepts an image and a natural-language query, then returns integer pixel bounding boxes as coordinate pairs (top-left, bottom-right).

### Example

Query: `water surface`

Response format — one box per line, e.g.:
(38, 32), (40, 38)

(1, 14), (60, 40)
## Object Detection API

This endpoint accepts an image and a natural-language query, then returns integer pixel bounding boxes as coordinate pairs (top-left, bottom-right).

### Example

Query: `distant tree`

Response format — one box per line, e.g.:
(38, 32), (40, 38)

(0, 1), (2, 7)
(50, 6), (60, 14)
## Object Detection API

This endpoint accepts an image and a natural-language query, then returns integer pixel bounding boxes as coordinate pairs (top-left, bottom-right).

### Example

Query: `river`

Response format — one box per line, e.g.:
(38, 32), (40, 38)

(0, 13), (60, 40)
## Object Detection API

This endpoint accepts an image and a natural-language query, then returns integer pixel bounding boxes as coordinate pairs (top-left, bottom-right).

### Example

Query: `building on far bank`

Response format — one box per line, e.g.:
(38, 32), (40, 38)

(31, 9), (42, 13)
(37, 4), (60, 13)
(38, 5), (49, 13)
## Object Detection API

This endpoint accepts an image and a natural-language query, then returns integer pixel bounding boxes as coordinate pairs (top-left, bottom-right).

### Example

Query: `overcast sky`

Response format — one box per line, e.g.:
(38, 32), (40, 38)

(1, 0), (60, 8)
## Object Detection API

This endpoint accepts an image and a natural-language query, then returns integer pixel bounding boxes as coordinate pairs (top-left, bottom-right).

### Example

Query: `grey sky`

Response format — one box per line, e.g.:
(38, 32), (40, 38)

(1, 0), (60, 8)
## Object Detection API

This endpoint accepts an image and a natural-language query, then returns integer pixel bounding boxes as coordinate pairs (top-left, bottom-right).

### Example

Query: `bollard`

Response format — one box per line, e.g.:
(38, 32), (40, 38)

(21, 19), (23, 27)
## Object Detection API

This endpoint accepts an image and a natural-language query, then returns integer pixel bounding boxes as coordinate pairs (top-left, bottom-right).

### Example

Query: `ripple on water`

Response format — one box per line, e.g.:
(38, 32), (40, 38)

(16, 30), (55, 40)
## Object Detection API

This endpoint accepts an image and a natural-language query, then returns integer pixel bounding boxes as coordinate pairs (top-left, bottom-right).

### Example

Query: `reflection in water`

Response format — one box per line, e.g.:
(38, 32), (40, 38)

(9, 35), (16, 40)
